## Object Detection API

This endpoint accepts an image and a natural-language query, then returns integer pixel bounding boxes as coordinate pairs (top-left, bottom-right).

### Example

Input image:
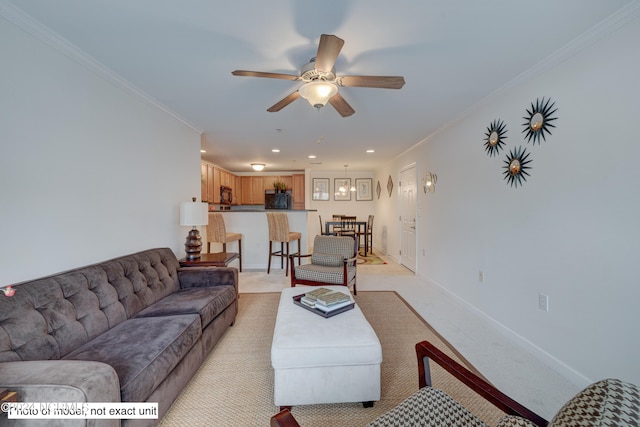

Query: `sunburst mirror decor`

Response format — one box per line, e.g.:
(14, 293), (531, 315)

(522, 97), (558, 145)
(503, 146), (532, 187)
(376, 180), (381, 199)
(483, 119), (507, 157)
(387, 175), (394, 197)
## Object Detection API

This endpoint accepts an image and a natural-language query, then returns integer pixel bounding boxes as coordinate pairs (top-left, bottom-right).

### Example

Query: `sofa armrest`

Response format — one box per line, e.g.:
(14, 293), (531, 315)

(416, 340), (548, 427)
(0, 360), (120, 403)
(177, 266), (238, 291)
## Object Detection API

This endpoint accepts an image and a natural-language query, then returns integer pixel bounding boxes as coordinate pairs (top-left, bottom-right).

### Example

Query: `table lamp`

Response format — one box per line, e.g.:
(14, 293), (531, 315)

(180, 197), (209, 260)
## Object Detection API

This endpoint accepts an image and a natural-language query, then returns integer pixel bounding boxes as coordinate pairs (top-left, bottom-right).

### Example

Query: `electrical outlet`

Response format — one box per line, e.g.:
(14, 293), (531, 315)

(478, 271), (484, 283)
(538, 293), (549, 312)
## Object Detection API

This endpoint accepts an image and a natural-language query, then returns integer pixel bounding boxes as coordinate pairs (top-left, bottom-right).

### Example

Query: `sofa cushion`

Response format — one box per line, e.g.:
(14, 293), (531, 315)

(100, 248), (181, 318)
(313, 235), (355, 259)
(63, 314), (201, 403)
(367, 387), (487, 427)
(548, 378), (640, 427)
(311, 253), (344, 267)
(294, 264), (356, 285)
(134, 285), (236, 328)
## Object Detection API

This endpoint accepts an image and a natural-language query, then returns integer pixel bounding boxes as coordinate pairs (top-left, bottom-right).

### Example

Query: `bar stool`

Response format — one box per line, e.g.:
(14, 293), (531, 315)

(206, 212), (242, 272)
(267, 212), (301, 276)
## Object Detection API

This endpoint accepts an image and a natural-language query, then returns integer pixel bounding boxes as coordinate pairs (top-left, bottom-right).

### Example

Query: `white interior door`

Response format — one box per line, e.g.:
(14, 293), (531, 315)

(400, 165), (417, 272)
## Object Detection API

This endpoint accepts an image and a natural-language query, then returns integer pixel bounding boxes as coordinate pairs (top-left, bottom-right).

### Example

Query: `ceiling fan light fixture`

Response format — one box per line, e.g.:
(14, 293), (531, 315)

(251, 163), (265, 171)
(298, 80), (337, 109)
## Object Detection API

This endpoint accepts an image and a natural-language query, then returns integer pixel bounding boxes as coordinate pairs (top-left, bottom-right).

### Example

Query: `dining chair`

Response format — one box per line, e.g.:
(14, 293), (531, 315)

(331, 214), (344, 234)
(338, 215), (357, 238)
(318, 215), (331, 235)
(356, 214), (374, 255)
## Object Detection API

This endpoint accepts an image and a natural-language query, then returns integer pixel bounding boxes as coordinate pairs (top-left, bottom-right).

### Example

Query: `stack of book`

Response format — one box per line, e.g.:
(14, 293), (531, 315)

(300, 287), (352, 312)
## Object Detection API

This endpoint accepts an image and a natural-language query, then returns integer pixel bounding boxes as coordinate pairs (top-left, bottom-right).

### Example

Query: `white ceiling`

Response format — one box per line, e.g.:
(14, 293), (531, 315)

(5, 0), (635, 172)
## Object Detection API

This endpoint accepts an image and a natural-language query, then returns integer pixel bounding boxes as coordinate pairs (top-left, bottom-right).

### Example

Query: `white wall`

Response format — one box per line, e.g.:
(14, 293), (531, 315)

(376, 16), (640, 386)
(0, 16), (201, 286)
(308, 169), (375, 238)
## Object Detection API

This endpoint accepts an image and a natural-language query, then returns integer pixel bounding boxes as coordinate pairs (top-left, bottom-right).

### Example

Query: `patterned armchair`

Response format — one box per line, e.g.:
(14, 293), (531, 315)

(289, 235), (358, 295)
(271, 340), (640, 427)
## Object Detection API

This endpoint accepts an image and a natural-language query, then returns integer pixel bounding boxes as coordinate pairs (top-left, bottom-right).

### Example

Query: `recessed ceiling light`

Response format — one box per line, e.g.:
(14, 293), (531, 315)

(272, 149), (280, 153)
(366, 149), (375, 153)
(308, 155), (316, 159)
(200, 149), (206, 153)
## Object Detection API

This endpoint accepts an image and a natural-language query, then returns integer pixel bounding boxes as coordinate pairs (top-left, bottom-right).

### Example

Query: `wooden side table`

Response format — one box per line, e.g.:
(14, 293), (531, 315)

(179, 252), (239, 268)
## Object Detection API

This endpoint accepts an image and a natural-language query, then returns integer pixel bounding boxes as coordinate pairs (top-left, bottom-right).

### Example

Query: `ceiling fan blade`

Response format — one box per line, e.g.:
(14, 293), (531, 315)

(232, 70), (299, 80)
(267, 91), (301, 112)
(328, 92), (355, 117)
(338, 75), (406, 89)
(315, 34), (344, 73)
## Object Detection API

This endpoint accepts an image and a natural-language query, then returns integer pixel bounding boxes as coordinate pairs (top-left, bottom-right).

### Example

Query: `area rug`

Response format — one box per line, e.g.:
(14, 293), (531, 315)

(358, 253), (387, 265)
(158, 292), (504, 427)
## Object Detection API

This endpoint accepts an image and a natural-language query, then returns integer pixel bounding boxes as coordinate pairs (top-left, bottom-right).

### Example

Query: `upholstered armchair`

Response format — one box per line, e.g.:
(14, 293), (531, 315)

(270, 340), (640, 427)
(289, 235), (358, 295)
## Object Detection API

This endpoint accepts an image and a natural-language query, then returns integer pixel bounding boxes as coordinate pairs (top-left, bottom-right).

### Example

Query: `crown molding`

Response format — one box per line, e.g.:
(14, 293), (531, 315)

(476, 0), (640, 110)
(0, 0), (202, 134)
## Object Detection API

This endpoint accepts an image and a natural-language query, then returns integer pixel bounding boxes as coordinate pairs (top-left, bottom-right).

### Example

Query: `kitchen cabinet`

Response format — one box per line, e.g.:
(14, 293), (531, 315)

(207, 164), (215, 203)
(265, 176), (292, 191)
(200, 163), (208, 202)
(241, 176), (264, 205)
(292, 174), (305, 210)
(201, 162), (237, 204)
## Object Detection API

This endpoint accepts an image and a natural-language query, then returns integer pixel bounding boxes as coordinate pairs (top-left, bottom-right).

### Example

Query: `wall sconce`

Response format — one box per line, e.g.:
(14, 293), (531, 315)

(251, 163), (265, 171)
(423, 172), (437, 194)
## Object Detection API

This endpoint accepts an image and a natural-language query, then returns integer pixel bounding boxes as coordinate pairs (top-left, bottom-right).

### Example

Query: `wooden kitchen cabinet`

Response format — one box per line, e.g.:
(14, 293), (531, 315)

(207, 164), (215, 203)
(292, 174), (305, 210)
(265, 176), (292, 191)
(241, 176), (264, 205)
(201, 163), (208, 202)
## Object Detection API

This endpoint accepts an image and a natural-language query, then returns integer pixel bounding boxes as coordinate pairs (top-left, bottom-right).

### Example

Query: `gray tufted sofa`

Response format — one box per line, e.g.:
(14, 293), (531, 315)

(0, 247), (238, 427)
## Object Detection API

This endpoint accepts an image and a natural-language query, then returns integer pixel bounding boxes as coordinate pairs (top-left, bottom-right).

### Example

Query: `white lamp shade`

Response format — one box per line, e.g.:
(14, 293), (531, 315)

(180, 201), (209, 226)
(298, 81), (338, 108)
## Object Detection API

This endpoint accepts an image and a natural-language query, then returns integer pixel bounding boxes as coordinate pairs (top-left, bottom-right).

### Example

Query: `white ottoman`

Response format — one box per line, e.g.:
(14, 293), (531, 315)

(271, 286), (382, 408)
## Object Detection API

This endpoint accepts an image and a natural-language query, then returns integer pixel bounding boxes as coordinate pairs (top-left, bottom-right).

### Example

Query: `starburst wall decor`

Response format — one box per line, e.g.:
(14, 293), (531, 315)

(503, 146), (532, 187)
(483, 119), (507, 157)
(522, 97), (558, 144)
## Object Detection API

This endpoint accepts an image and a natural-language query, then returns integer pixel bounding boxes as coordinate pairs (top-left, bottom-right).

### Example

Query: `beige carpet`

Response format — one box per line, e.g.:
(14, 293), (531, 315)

(159, 292), (505, 426)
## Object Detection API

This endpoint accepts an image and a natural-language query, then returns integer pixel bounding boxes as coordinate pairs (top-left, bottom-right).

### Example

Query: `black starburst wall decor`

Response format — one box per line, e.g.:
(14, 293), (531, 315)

(483, 119), (507, 157)
(503, 146), (532, 187)
(522, 97), (558, 145)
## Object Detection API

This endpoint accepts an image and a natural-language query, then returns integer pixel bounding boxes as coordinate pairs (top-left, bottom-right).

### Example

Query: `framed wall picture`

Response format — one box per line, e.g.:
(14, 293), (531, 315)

(334, 178), (351, 201)
(312, 178), (330, 201)
(355, 178), (373, 201)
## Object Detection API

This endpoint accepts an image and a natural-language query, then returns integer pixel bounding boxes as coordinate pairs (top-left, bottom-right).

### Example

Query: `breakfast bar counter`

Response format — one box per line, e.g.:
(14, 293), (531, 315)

(206, 210), (317, 271)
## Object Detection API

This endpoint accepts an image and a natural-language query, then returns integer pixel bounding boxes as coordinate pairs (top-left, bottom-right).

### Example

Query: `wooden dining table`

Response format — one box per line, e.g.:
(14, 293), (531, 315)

(324, 221), (369, 256)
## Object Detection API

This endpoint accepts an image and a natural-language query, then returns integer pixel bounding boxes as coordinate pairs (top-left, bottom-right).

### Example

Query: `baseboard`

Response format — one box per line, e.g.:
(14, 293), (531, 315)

(416, 271), (592, 389)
